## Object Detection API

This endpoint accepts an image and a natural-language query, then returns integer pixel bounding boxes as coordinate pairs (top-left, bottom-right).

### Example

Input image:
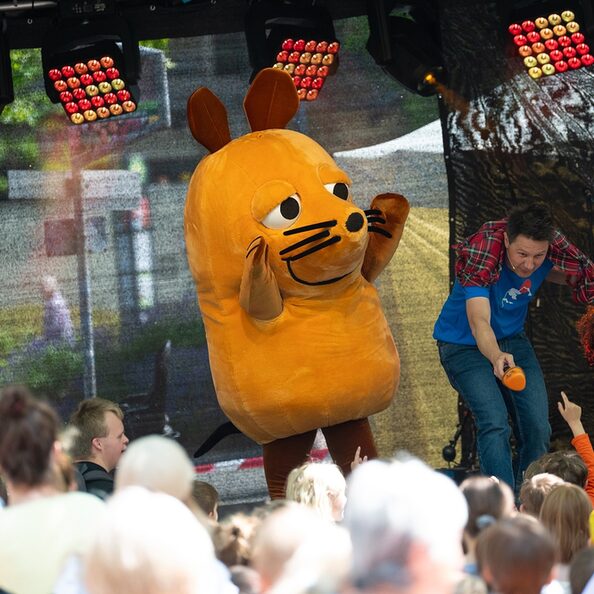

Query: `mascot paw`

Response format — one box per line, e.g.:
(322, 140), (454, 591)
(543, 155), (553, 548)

(240, 236), (283, 320)
(362, 193), (410, 283)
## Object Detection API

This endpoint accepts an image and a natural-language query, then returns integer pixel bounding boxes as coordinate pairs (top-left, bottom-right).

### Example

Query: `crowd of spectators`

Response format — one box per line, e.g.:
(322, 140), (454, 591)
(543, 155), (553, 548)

(0, 384), (594, 594)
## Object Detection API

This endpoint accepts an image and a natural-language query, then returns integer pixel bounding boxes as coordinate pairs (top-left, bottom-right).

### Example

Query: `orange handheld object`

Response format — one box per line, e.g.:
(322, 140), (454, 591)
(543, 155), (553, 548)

(502, 365), (526, 391)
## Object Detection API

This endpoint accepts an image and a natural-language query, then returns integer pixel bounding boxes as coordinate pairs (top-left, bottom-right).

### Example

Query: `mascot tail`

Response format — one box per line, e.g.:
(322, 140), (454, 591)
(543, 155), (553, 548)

(194, 421), (242, 458)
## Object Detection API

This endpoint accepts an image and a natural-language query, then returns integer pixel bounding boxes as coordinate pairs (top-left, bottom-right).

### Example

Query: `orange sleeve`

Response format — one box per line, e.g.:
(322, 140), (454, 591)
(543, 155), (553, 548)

(572, 433), (594, 508)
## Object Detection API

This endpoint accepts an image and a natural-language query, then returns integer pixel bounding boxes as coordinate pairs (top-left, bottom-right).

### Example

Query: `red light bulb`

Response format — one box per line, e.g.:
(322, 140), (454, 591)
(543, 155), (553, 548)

(91, 96), (105, 108)
(554, 60), (569, 72)
(67, 77), (81, 89)
(64, 101), (79, 114)
(78, 99), (92, 111)
(581, 54), (594, 66)
(93, 71), (107, 83)
(571, 32), (585, 45)
(568, 56), (582, 69)
(87, 60), (101, 72)
(288, 52), (301, 63)
(549, 49), (564, 62)
(544, 39), (559, 51)
(315, 41), (328, 53)
(276, 51), (289, 63)
(508, 23), (522, 35)
(317, 65), (329, 77)
(305, 89), (319, 101)
(521, 20), (536, 32)
(305, 64), (318, 76)
(116, 89), (131, 102)
(293, 39), (305, 51)
(294, 64), (306, 76)
(305, 40), (317, 52)
(557, 35), (572, 47)
(74, 62), (88, 75)
(563, 46), (577, 59)
(59, 91), (73, 103)
(300, 76), (312, 88)
(327, 41), (340, 54)
(311, 77), (324, 89)
(54, 80), (68, 92)
(61, 65), (75, 78)
(48, 69), (62, 81)
(513, 34), (528, 46)
(526, 31), (540, 43)
(281, 39), (294, 51)
(100, 56), (114, 68)
(103, 93), (117, 105)
(292, 76), (301, 87)
(72, 88), (86, 100)
(80, 74), (93, 86)
(576, 43), (590, 55)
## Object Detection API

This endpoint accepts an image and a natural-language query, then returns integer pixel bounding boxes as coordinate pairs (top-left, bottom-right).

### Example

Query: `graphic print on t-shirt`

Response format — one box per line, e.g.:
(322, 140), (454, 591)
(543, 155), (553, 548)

(501, 279), (532, 308)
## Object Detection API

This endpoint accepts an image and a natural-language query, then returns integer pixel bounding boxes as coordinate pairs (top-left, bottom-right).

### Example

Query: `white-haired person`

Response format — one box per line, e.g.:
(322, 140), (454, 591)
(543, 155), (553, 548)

(84, 486), (229, 594)
(251, 501), (352, 594)
(115, 435), (195, 502)
(285, 461), (346, 522)
(343, 453), (469, 594)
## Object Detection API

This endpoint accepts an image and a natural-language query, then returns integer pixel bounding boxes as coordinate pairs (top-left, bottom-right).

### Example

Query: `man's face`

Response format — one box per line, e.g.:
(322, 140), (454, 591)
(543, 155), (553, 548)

(504, 233), (549, 278)
(95, 411), (129, 472)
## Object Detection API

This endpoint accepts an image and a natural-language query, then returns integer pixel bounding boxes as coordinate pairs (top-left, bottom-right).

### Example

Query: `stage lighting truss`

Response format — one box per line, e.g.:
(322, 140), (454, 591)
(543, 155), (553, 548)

(508, 9), (594, 79)
(245, 0), (340, 101)
(0, 18), (14, 116)
(366, 0), (445, 97)
(42, 17), (140, 125)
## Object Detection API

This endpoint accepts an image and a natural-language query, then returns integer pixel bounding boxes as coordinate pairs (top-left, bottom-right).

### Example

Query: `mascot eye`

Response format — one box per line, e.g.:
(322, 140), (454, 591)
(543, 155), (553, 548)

(324, 182), (350, 200)
(261, 195), (302, 229)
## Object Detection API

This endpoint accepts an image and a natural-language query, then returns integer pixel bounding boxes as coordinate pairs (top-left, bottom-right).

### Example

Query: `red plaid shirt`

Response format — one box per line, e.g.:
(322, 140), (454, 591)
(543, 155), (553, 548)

(454, 219), (594, 304)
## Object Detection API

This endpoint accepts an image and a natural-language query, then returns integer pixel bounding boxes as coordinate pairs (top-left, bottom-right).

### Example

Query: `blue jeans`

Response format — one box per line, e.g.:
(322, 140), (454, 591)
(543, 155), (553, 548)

(438, 332), (551, 492)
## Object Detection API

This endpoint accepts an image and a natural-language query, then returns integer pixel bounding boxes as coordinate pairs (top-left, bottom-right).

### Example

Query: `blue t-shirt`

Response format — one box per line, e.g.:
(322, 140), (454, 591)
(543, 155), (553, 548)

(433, 259), (553, 345)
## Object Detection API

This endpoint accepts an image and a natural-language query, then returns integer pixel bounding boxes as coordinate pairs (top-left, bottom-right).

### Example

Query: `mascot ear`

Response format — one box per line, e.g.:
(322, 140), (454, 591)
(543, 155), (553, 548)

(243, 68), (300, 132)
(187, 87), (232, 153)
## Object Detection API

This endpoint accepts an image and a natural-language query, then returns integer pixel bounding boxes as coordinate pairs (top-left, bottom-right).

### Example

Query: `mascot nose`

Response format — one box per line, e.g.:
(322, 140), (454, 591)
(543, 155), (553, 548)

(346, 212), (364, 233)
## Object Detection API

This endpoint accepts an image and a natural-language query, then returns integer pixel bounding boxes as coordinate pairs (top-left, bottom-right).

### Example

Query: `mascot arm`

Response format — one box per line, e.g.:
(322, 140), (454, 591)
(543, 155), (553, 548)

(239, 236), (283, 320)
(362, 193), (410, 284)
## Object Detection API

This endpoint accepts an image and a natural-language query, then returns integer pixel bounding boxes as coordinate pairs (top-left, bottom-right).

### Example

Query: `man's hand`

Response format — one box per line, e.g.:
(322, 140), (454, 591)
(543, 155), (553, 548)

(558, 391), (585, 437)
(492, 352), (515, 381)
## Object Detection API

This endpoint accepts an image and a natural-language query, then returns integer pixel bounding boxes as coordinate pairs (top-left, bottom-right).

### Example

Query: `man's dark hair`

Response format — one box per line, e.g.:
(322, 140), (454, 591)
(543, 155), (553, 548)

(506, 202), (555, 243)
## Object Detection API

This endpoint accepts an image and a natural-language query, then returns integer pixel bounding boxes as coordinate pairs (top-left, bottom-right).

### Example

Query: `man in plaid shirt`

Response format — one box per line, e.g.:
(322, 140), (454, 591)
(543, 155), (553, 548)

(433, 202), (593, 493)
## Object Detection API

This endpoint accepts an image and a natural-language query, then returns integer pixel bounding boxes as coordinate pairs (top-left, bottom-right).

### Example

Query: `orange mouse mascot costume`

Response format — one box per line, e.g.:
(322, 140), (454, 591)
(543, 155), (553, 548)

(184, 68), (409, 498)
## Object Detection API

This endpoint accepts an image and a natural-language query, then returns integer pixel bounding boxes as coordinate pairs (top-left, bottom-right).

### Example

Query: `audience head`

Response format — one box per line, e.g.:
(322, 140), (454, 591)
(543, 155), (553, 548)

(539, 483), (591, 564)
(570, 547), (594, 594)
(191, 479), (220, 521)
(214, 512), (261, 567)
(115, 435), (195, 502)
(535, 450), (587, 488)
(268, 520), (352, 594)
(519, 473), (565, 518)
(251, 502), (321, 592)
(85, 486), (221, 594)
(459, 475), (515, 540)
(476, 515), (556, 594)
(0, 385), (59, 488)
(285, 461), (346, 522)
(344, 454), (468, 592)
(69, 397), (128, 472)
(229, 565), (262, 594)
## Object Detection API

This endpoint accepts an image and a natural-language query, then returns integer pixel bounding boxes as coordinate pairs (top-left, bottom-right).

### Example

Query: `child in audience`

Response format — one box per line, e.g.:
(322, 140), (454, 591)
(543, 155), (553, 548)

(191, 479), (220, 521)
(459, 475), (516, 576)
(476, 515), (556, 594)
(540, 483), (592, 590)
(557, 391), (594, 506)
(519, 473), (565, 517)
(285, 461), (346, 522)
(214, 512), (261, 567)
